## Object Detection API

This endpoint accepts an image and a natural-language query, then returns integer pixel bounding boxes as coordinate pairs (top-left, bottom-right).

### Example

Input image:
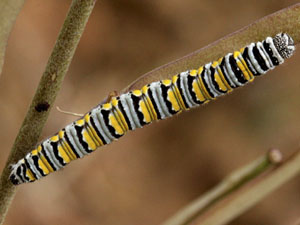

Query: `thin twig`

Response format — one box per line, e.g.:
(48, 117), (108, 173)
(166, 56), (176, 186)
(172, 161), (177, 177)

(0, 0), (96, 224)
(162, 149), (282, 225)
(56, 106), (83, 117)
(0, 0), (25, 77)
(190, 149), (300, 225)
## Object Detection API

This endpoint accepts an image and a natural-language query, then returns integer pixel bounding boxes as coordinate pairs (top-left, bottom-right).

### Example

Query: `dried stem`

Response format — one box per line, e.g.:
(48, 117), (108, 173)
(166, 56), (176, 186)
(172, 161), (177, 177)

(0, 0), (96, 224)
(162, 149), (282, 225)
(190, 149), (300, 225)
(56, 106), (84, 117)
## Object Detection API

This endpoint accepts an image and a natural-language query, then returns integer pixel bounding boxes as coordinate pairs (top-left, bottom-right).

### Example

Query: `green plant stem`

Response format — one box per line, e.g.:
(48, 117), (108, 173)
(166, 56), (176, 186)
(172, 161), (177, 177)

(162, 149), (281, 225)
(190, 149), (300, 225)
(122, 4), (300, 223)
(0, 0), (96, 224)
(0, 0), (25, 77)
(124, 3), (300, 93)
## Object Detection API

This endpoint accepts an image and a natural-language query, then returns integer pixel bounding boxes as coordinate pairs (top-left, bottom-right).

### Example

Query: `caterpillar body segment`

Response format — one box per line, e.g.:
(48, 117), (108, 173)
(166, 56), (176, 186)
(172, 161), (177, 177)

(10, 33), (295, 185)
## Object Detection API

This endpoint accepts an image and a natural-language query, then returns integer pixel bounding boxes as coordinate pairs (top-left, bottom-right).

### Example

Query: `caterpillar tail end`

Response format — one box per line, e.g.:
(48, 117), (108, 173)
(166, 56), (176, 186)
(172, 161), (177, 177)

(9, 162), (23, 185)
(273, 33), (295, 59)
(9, 159), (35, 185)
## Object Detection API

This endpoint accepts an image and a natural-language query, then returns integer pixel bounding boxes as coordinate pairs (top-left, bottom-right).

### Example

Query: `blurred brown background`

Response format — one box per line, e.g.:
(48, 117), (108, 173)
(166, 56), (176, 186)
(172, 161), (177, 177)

(1, 0), (300, 224)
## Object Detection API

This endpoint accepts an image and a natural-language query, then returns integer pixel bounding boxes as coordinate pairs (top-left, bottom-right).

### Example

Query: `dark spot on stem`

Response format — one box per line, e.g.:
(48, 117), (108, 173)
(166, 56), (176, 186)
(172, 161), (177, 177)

(35, 102), (50, 112)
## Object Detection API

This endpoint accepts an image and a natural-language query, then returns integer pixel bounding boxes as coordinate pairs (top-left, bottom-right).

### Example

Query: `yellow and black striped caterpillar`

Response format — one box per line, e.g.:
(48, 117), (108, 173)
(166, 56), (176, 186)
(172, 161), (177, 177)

(10, 33), (295, 185)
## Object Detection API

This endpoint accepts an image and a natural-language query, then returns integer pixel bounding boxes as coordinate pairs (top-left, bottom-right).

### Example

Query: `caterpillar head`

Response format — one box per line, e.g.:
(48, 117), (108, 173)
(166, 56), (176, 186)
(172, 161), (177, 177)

(273, 33), (295, 59)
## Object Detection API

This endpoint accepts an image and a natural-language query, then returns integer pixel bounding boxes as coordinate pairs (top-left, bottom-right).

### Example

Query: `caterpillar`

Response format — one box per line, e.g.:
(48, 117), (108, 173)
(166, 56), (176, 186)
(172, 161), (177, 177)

(9, 33), (295, 185)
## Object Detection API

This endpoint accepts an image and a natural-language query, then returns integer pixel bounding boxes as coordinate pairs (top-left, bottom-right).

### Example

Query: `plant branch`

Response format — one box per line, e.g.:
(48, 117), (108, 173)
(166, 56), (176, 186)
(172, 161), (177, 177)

(56, 106), (84, 117)
(121, 4), (300, 223)
(162, 149), (282, 225)
(190, 149), (300, 225)
(0, 0), (26, 77)
(123, 3), (300, 93)
(0, 0), (96, 224)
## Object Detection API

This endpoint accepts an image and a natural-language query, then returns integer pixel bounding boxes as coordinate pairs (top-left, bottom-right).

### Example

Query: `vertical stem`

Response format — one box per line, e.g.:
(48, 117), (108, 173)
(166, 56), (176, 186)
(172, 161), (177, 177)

(0, 0), (96, 224)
